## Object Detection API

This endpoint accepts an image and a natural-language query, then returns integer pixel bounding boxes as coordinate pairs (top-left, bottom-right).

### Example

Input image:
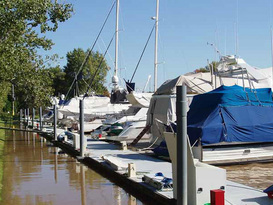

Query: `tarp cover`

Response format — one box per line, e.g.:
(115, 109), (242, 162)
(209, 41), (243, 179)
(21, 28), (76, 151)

(188, 85), (273, 145)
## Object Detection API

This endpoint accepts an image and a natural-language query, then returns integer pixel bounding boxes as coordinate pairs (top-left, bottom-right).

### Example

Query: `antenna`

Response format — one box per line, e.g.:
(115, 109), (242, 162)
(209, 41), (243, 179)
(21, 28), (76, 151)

(225, 27), (227, 56)
(143, 75), (151, 93)
(207, 42), (221, 59)
(207, 59), (214, 89)
(153, 0), (159, 92)
(235, 0), (239, 57)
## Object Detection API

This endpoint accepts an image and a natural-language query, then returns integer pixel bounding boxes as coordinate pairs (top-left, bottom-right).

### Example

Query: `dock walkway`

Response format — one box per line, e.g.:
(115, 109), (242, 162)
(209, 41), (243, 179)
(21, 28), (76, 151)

(13, 126), (271, 205)
(80, 139), (272, 205)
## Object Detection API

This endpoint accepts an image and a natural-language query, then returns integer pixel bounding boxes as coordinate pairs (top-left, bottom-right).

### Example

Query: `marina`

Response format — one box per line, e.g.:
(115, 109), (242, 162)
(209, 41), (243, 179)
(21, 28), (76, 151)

(1, 121), (273, 204)
(3, 81), (273, 204)
(2, 0), (273, 204)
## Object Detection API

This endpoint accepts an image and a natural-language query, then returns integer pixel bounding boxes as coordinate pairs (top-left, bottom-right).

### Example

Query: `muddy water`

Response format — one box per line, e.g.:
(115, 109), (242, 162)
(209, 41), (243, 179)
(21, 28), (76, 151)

(0, 129), (143, 205)
(219, 163), (273, 190)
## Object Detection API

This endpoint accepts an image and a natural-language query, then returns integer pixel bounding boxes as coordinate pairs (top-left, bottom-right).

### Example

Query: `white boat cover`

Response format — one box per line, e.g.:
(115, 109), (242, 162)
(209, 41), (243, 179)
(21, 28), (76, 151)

(59, 102), (130, 119)
(155, 57), (273, 95)
(58, 95), (130, 119)
(126, 91), (153, 108)
(148, 56), (273, 143)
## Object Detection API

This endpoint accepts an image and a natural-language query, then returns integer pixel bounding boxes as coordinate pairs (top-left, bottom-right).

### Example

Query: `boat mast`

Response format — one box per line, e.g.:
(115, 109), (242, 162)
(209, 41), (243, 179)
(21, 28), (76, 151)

(112, 0), (120, 91)
(154, 0), (159, 92)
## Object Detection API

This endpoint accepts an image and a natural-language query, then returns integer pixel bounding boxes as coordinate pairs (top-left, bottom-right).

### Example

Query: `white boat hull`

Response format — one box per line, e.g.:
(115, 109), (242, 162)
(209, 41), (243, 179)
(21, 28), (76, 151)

(193, 143), (273, 165)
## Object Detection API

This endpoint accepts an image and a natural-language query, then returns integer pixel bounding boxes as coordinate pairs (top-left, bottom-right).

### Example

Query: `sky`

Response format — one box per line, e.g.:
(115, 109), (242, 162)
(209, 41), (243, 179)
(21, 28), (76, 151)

(43, 0), (273, 92)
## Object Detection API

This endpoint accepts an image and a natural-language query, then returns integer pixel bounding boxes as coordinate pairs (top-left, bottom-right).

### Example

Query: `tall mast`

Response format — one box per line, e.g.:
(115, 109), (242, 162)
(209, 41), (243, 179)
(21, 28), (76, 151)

(112, 0), (120, 90)
(154, 0), (159, 92)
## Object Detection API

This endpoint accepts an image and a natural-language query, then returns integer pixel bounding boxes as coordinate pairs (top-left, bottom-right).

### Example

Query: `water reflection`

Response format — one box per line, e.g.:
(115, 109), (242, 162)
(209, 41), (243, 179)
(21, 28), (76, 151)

(80, 165), (86, 205)
(54, 147), (58, 183)
(1, 129), (144, 205)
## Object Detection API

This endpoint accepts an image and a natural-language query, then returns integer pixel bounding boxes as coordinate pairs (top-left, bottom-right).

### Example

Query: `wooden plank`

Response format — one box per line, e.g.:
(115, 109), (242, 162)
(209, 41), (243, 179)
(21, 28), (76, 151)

(130, 125), (151, 146)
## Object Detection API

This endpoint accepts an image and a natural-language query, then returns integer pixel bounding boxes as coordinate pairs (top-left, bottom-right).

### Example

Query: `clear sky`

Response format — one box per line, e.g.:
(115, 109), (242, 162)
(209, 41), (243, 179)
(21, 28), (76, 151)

(44, 0), (273, 92)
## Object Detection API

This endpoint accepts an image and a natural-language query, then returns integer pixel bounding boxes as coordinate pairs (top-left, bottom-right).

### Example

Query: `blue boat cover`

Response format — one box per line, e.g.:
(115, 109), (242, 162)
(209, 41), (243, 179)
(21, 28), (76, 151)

(188, 85), (273, 145)
(153, 141), (170, 157)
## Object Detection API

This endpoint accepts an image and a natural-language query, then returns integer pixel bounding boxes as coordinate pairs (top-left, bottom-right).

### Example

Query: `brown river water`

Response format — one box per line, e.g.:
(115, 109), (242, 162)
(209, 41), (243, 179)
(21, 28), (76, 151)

(0, 129), (144, 205)
(219, 162), (273, 191)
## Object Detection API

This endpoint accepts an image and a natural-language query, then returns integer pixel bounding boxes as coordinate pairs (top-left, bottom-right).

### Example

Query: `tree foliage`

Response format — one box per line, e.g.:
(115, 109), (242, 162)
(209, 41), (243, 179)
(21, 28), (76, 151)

(47, 65), (66, 97)
(0, 82), (11, 112)
(0, 0), (73, 111)
(63, 48), (109, 98)
(195, 61), (219, 73)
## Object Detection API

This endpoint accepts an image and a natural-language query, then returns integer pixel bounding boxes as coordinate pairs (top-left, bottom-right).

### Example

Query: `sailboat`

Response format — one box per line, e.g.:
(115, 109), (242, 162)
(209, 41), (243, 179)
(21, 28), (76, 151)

(125, 0), (160, 107)
(104, 0), (161, 142)
(57, 0), (133, 132)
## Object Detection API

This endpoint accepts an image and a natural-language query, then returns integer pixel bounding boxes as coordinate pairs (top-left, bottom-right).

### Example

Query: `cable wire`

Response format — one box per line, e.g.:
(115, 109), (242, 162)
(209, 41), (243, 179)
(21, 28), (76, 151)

(130, 23), (156, 83)
(64, 0), (116, 101)
(84, 33), (115, 99)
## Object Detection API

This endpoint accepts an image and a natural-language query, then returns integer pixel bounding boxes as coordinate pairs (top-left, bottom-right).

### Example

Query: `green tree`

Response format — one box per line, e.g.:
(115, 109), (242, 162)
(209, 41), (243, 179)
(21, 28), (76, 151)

(0, 83), (11, 112)
(14, 65), (54, 109)
(0, 0), (73, 111)
(195, 61), (219, 73)
(195, 67), (210, 73)
(209, 61), (219, 72)
(48, 66), (66, 97)
(63, 48), (109, 98)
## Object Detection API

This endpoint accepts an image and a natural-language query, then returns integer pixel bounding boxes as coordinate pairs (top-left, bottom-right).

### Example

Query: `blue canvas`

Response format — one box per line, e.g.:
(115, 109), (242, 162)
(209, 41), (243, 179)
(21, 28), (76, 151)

(187, 85), (273, 145)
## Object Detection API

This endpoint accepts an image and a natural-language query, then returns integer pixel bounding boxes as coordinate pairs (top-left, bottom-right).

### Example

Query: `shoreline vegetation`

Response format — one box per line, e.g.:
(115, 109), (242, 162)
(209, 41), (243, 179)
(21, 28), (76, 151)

(0, 122), (6, 201)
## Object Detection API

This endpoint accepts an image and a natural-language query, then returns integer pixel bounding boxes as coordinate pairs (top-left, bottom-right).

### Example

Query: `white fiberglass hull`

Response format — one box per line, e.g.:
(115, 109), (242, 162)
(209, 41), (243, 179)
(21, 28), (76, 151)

(105, 120), (150, 142)
(193, 142), (273, 165)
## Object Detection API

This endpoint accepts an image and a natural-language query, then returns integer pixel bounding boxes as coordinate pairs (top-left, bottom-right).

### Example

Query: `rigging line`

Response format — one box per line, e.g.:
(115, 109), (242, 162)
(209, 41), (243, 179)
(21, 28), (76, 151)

(100, 37), (115, 72)
(83, 33), (115, 99)
(97, 39), (114, 78)
(64, 0), (116, 100)
(82, 79), (89, 87)
(119, 3), (125, 33)
(130, 23), (156, 83)
(158, 32), (166, 81)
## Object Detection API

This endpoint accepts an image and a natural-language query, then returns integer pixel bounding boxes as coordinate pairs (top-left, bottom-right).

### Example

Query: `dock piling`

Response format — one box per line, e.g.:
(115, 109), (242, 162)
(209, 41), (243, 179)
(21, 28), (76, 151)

(24, 109), (26, 123)
(39, 107), (43, 131)
(53, 105), (57, 141)
(32, 108), (35, 128)
(27, 108), (29, 127)
(80, 100), (86, 157)
(128, 163), (136, 178)
(176, 85), (187, 205)
(121, 141), (127, 150)
(19, 109), (22, 122)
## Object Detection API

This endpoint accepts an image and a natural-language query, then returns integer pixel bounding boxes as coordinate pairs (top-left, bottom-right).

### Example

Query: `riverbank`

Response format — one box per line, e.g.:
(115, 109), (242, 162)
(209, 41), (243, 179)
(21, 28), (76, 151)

(0, 127), (5, 201)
